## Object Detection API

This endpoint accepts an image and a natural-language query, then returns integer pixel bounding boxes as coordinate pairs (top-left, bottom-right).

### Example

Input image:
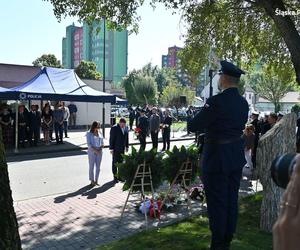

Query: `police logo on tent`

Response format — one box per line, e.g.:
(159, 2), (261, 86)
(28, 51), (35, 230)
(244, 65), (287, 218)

(19, 93), (27, 100)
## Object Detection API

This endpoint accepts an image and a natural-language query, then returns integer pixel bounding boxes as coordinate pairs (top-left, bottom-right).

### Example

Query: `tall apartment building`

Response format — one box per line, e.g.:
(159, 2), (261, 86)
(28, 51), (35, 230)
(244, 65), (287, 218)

(161, 46), (190, 86)
(62, 20), (128, 84)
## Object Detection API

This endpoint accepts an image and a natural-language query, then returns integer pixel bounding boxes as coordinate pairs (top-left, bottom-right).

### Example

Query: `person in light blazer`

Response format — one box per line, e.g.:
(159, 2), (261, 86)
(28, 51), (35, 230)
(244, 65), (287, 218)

(86, 121), (104, 186)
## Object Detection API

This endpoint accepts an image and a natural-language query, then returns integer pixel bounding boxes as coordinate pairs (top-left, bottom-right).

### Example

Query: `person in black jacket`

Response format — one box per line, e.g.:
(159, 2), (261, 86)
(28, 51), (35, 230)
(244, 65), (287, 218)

(250, 111), (260, 168)
(128, 107), (135, 131)
(18, 105), (29, 148)
(137, 109), (149, 151)
(109, 118), (129, 183)
(161, 109), (172, 151)
(28, 105), (41, 146)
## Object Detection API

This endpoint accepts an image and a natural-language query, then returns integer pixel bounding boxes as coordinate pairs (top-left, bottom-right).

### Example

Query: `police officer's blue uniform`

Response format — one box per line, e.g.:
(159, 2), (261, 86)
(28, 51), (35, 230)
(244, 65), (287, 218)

(189, 61), (249, 250)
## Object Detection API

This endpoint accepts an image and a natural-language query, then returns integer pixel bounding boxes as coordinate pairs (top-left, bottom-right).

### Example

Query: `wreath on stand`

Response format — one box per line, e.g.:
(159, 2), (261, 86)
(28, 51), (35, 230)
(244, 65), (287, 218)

(117, 147), (164, 192)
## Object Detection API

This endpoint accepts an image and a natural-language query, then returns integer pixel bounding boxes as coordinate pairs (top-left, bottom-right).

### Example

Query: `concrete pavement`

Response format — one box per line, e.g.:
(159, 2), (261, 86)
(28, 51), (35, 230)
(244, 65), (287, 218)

(8, 140), (260, 249)
(9, 141), (208, 250)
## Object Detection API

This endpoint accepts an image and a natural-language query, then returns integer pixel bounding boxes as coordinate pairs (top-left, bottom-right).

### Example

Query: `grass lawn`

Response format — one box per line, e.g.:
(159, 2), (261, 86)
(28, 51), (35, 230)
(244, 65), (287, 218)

(98, 194), (272, 250)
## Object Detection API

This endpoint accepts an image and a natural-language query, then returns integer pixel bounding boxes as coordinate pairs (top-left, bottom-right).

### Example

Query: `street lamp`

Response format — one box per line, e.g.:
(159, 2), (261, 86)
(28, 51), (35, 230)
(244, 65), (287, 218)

(102, 17), (106, 137)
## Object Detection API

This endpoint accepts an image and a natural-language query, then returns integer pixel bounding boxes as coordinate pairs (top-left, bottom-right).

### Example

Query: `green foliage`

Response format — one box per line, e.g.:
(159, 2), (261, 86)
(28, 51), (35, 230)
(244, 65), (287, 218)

(75, 60), (102, 80)
(244, 63), (296, 112)
(117, 147), (164, 192)
(181, 1), (296, 74)
(122, 65), (160, 105)
(133, 75), (158, 105)
(291, 103), (300, 115)
(47, 0), (300, 86)
(32, 54), (62, 68)
(122, 72), (138, 104)
(163, 145), (199, 183)
(155, 67), (180, 93)
(160, 83), (195, 108)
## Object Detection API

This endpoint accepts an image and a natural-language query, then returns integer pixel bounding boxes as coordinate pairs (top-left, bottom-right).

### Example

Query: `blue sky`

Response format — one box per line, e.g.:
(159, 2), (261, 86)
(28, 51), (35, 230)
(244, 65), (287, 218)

(0, 0), (185, 71)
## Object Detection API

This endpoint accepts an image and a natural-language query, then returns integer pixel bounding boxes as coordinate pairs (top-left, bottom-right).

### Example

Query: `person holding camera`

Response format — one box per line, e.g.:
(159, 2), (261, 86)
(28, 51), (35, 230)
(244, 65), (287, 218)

(188, 60), (249, 250)
(272, 154), (300, 250)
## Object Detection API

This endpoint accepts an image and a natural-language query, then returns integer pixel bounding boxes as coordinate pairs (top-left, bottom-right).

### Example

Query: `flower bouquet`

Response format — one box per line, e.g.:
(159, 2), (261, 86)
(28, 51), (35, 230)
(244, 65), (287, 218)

(134, 127), (142, 139)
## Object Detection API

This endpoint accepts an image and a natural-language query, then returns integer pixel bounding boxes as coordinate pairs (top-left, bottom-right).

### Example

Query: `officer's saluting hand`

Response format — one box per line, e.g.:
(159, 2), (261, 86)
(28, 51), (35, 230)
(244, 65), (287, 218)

(189, 60), (249, 250)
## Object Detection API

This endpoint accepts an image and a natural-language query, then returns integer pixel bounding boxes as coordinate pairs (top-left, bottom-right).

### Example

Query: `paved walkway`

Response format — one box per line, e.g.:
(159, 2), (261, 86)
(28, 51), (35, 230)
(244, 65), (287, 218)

(15, 181), (205, 250)
(14, 176), (260, 250)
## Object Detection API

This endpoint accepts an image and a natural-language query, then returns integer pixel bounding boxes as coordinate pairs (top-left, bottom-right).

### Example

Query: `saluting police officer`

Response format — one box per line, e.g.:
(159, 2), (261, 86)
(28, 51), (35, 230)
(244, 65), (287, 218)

(188, 60), (249, 250)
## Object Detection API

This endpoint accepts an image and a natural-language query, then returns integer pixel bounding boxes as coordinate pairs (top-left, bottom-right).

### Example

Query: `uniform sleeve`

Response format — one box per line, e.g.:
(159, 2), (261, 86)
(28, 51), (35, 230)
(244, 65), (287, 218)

(188, 98), (218, 133)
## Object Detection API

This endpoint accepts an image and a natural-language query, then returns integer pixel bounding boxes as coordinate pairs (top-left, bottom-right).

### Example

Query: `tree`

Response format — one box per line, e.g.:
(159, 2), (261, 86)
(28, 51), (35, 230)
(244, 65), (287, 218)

(75, 61), (101, 80)
(0, 127), (22, 249)
(32, 54), (62, 68)
(160, 83), (195, 116)
(245, 64), (296, 112)
(122, 71), (139, 105)
(155, 67), (179, 93)
(133, 75), (158, 105)
(122, 72), (158, 105)
(45, 0), (300, 85)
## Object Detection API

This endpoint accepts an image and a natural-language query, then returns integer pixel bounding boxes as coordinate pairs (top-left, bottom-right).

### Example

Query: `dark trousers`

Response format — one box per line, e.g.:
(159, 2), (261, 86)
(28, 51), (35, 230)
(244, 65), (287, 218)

(151, 131), (159, 149)
(29, 126), (40, 146)
(129, 118), (134, 130)
(18, 126), (27, 146)
(54, 122), (63, 143)
(139, 133), (146, 151)
(162, 129), (170, 150)
(63, 121), (68, 137)
(202, 169), (242, 249)
(112, 151), (124, 177)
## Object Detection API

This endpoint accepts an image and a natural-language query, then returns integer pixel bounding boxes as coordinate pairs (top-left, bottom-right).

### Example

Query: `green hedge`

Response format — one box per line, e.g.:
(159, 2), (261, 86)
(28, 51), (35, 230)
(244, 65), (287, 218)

(117, 144), (200, 191)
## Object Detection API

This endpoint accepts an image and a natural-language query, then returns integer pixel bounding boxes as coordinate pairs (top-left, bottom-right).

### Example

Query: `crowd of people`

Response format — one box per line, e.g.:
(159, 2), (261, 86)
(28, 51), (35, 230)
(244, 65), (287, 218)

(128, 105), (175, 151)
(243, 111), (284, 170)
(0, 101), (78, 147)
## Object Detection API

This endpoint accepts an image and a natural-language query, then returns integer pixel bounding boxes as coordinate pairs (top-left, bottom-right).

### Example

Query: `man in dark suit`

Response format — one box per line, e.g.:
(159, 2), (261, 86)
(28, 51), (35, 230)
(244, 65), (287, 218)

(189, 60), (249, 250)
(28, 105), (41, 146)
(161, 109), (172, 151)
(128, 106), (135, 131)
(18, 105), (29, 148)
(137, 109), (149, 151)
(109, 117), (129, 183)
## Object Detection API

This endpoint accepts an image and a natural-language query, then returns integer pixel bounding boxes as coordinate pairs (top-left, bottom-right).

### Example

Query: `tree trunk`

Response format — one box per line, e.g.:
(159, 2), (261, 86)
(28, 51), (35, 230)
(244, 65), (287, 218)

(274, 102), (281, 113)
(0, 127), (21, 249)
(256, 113), (297, 232)
(260, 0), (300, 85)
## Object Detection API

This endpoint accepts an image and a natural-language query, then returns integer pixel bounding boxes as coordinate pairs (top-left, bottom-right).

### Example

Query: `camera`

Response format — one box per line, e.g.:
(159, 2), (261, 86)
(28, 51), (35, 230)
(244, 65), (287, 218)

(271, 153), (297, 189)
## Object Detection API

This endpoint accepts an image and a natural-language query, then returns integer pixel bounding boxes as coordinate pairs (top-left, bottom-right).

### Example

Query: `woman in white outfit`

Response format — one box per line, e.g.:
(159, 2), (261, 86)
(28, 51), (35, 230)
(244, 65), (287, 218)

(86, 121), (104, 186)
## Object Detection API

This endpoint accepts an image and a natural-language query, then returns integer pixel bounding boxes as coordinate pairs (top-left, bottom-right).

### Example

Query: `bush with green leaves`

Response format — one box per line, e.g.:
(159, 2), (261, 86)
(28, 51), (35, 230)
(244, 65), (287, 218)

(291, 103), (300, 115)
(117, 147), (164, 192)
(163, 145), (200, 183)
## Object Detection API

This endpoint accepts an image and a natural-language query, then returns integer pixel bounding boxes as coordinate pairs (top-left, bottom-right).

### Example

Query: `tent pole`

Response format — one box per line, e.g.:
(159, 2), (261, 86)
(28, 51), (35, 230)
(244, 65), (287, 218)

(102, 17), (106, 138)
(14, 101), (19, 153)
(86, 103), (89, 131)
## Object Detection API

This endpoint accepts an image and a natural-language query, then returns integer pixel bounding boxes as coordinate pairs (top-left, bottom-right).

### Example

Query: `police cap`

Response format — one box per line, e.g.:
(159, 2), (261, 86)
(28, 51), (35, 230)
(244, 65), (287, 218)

(219, 60), (245, 78)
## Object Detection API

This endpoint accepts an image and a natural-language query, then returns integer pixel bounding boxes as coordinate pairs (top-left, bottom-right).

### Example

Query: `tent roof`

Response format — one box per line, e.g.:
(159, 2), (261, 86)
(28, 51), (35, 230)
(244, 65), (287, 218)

(6, 67), (116, 103)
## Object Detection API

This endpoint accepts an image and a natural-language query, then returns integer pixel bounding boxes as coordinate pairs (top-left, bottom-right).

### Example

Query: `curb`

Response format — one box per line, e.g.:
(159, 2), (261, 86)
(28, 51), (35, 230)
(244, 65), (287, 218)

(6, 137), (195, 158)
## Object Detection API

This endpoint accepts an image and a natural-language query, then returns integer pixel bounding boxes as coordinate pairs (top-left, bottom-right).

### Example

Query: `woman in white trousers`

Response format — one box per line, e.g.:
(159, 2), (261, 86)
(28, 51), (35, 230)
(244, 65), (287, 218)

(86, 121), (104, 186)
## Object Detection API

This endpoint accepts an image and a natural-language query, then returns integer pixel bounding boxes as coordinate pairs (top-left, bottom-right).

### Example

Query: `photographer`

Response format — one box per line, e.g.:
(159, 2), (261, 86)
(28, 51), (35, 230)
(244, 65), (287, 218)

(273, 154), (300, 250)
